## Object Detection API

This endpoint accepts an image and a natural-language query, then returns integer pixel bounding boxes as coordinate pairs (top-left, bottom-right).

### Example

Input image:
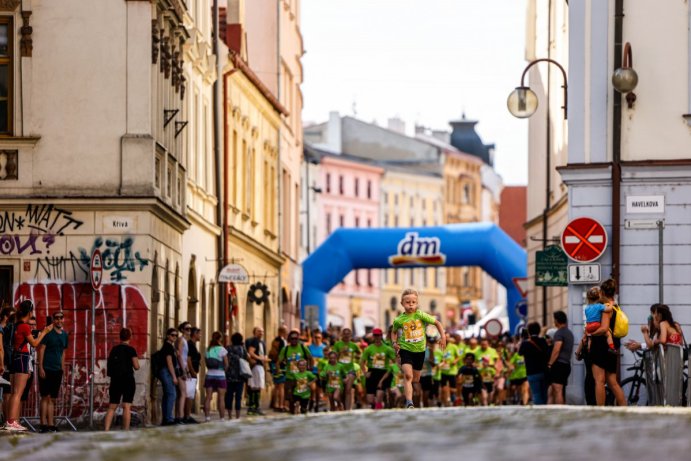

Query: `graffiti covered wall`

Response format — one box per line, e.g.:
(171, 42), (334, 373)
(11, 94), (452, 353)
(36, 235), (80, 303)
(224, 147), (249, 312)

(0, 204), (162, 420)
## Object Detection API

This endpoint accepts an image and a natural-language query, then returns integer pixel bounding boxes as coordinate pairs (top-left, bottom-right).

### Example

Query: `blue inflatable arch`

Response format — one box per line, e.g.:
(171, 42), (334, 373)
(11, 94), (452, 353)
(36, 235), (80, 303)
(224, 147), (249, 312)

(302, 222), (527, 333)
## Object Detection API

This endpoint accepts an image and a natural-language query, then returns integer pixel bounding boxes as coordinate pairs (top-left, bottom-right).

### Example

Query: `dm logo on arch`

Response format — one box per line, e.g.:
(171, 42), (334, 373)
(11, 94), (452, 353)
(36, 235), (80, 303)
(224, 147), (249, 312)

(388, 232), (446, 266)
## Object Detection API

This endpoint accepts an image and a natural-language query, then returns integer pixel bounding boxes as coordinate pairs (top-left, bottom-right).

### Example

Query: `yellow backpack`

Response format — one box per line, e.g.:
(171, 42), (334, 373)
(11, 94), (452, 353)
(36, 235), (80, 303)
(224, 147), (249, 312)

(611, 304), (629, 338)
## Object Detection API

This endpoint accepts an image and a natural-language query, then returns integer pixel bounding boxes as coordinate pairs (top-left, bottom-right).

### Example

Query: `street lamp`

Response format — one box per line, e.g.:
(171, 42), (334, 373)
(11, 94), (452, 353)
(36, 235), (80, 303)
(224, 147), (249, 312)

(612, 42), (638, 109)
(507, 58), (568, 120)
(508, 58), (568, 326)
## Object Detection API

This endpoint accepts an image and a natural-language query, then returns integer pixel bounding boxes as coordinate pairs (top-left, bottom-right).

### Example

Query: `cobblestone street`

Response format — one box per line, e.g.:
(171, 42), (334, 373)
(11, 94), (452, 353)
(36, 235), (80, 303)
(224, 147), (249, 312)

(2, 406), (691, 461)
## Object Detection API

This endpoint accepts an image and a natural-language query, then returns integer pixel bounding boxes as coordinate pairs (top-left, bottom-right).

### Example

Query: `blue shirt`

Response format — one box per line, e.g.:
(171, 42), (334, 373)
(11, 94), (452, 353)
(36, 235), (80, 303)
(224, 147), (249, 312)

(584, 303), (606, 324)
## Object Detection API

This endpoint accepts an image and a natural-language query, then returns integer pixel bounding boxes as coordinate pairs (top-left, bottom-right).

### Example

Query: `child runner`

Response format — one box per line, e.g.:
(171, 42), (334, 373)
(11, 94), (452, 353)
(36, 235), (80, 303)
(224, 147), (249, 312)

(289, 359), (316, 414)
(479, 357), (496, 406)
(360, 328), (396, 409)
(458, 352), (481, 406)
(439, 333), (460, 407)
(391, 288), (446, 409)
(508, 348), (529, 405)
(320, 351), (345, 411)
(332, 328), (360, 411)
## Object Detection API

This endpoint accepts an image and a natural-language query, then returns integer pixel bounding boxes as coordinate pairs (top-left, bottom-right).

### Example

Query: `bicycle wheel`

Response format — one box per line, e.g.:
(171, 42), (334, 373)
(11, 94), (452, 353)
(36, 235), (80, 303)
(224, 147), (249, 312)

(620, 376), (647, 406)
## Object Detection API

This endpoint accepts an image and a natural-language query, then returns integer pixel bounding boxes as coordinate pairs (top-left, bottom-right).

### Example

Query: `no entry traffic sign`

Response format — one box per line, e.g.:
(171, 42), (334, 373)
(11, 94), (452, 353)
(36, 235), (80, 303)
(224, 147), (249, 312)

(90, 249), (103, 290)
(561, 217), (608, 263)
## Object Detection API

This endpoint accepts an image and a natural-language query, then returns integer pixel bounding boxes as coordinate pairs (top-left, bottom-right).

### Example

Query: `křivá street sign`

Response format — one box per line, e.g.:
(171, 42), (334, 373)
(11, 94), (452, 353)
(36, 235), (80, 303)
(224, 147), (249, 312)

(568, 264), (601, 284)
(561, 217), (608, 262)
(218, 263), (249, 284)
(90, 249), (103, 291)
(535, 245), (568, 287)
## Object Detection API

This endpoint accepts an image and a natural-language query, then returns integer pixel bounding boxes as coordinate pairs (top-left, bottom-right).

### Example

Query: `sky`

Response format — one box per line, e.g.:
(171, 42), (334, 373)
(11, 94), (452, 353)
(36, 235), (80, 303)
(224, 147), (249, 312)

(300, 0), (529, 185)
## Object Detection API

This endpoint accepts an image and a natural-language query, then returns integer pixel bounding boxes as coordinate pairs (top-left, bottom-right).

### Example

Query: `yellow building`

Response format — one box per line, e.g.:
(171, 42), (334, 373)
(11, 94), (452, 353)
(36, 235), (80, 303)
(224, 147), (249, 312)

(222, 45), (287, 339)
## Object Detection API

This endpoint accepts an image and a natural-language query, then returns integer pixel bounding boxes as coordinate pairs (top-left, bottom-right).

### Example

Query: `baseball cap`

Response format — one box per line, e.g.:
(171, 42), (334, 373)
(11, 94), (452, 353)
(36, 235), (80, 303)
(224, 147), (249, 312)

(372, 328), (383, 335)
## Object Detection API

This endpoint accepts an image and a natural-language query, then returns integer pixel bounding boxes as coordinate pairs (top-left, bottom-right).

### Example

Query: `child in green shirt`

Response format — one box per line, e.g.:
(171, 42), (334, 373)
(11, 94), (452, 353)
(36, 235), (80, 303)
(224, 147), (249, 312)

(289, 359), (316, 414)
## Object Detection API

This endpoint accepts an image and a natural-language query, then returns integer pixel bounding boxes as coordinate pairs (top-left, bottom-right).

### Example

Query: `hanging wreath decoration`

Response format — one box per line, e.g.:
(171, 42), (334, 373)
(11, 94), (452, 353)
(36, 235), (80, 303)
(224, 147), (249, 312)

(248, 282), (270, 305)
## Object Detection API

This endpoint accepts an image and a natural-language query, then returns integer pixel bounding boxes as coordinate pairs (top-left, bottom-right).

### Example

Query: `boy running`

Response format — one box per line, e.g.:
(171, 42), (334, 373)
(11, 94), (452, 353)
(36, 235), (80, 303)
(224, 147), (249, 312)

(391, 288), (446, 409)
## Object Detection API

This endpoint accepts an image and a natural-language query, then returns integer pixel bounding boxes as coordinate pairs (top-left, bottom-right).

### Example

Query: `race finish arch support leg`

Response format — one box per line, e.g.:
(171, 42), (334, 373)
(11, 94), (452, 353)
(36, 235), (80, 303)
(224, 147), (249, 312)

(301, 223), (527, 332)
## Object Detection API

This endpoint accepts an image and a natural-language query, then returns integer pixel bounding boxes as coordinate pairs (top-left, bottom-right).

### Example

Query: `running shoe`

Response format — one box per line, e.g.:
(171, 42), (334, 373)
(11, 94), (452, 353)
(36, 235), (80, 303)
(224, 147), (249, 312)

(405, 401), (415, 409)
(0, 375), (10, 386)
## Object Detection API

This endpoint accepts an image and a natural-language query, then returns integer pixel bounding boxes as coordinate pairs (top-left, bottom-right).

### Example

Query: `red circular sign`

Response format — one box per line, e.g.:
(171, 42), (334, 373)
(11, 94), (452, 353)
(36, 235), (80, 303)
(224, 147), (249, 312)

(90, 249), (103, 290)
(561, 217), (608, 262)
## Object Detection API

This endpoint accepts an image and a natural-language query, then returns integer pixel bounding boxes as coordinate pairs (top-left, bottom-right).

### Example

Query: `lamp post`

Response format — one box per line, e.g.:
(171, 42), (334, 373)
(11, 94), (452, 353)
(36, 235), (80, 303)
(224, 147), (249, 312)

(507, 58), (567, 327)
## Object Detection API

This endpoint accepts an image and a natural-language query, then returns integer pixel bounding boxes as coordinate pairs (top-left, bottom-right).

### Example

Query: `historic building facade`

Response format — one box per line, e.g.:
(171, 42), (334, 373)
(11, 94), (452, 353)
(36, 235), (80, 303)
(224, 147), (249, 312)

(0, 0), (196, 420)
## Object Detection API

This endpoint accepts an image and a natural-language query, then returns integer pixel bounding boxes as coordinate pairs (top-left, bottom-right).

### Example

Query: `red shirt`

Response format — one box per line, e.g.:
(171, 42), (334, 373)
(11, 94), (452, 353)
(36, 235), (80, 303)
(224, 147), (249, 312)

(13, 322), (31, 353)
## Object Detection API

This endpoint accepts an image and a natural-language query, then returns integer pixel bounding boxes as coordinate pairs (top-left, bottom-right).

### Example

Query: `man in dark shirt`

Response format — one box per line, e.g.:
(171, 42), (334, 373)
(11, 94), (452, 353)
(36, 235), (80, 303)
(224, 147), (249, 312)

(518, 322), (549, 405)
(245, 327), (269, 415)
(37, 313), (68, 433)
(185, 327), (201, 422)
(547, 311), (574, 404)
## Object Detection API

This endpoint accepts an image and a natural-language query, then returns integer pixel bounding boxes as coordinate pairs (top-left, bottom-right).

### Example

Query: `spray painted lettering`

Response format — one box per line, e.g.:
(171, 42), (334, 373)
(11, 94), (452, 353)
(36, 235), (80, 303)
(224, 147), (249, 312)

(0, 233), (56, 255)
(34, 251), (90, 281)
(0, 204), (84, 235)
(79, 237), (149, 282)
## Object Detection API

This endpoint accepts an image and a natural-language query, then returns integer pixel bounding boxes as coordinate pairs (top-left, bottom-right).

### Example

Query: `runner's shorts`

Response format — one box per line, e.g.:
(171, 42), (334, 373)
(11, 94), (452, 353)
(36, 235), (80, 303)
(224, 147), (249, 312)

(38, 369), (63, 398)
(441, 374), (457, 387)
(483, 382), (494, 393)
(420, 375), (433, 392)
(365, 368), (391, 394)
(398, 349), (426, 371)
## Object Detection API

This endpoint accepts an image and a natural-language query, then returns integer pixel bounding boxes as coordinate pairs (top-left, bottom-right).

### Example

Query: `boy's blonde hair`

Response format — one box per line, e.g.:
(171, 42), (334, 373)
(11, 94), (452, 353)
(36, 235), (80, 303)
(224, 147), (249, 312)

(401, 288), (419, 301)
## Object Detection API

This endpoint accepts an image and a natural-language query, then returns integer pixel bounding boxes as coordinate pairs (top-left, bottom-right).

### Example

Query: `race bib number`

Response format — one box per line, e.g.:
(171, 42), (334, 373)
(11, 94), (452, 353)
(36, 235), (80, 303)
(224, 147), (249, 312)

(371, 353), (386, 369)
(402, 319), (424, 343)
(296, 377), (308, 394)
(289, 359), (300, 373)
(464, 375), (475, 386)
(328, 372), (341, 388)
(339, 350), (352, 364)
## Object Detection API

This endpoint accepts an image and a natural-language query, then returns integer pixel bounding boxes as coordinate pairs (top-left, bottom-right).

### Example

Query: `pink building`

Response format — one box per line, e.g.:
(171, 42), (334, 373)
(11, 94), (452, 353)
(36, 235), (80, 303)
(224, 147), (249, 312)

(316, 154), (384, 333)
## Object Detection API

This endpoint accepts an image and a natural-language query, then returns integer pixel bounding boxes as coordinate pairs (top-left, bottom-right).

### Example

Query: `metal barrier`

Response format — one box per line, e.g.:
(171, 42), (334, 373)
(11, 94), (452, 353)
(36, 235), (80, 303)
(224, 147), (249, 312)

(645, 344), (684, 406)
(19, 363), (77, 431)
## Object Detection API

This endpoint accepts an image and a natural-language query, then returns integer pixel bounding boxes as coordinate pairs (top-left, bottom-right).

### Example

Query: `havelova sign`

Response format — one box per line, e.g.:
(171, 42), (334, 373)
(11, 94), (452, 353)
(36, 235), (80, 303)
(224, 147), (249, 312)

(218, 264), (249, 283)
(626, 195), (664, 214)
(388, 232), (446, 266)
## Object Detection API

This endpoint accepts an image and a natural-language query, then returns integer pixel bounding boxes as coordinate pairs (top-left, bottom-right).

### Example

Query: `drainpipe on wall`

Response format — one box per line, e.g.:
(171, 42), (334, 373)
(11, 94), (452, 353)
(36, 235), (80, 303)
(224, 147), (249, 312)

(612, 0), (624, 288)
(212, 0), (226, 338)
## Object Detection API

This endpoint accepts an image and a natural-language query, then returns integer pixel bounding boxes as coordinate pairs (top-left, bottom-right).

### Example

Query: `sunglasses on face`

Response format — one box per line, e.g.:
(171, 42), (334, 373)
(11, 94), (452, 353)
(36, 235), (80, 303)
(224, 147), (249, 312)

(169, 334), (178, 338)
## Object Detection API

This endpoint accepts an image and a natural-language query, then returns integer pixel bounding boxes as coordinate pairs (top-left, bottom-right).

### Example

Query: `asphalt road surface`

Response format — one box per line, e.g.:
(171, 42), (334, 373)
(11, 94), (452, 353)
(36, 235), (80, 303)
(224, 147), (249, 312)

(2, 406), (691, 461)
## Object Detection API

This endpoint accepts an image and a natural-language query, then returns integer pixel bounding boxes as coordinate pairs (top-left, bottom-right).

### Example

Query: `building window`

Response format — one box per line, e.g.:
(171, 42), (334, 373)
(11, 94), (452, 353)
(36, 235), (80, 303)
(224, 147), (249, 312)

(155, 155), (162, 189)
(463, 184), (471, 204)
(394, 215), (399, 227)
(354, 178), (359, 197)
(338, 175), (344, 194)
(167, 163), (173, 198)
(434, 268), (439, 288)
(383, 191), (388, 204)
(367, 219), (372, 228)
(326, 173), (331, 193)
(326, 213), (332, 234)
(383, 214), (388, 226)
(339, 214), (345, 227)
(367, 180), (372, 199)
(463, 269), (469, 287)
(409, 270), (414, 286)
(354, 269), (360, 286)
(394, 268), (399, 284)
(354, 216), (360, 228)
(0, 17), (13, 135)
(367, 269), (373, 287)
